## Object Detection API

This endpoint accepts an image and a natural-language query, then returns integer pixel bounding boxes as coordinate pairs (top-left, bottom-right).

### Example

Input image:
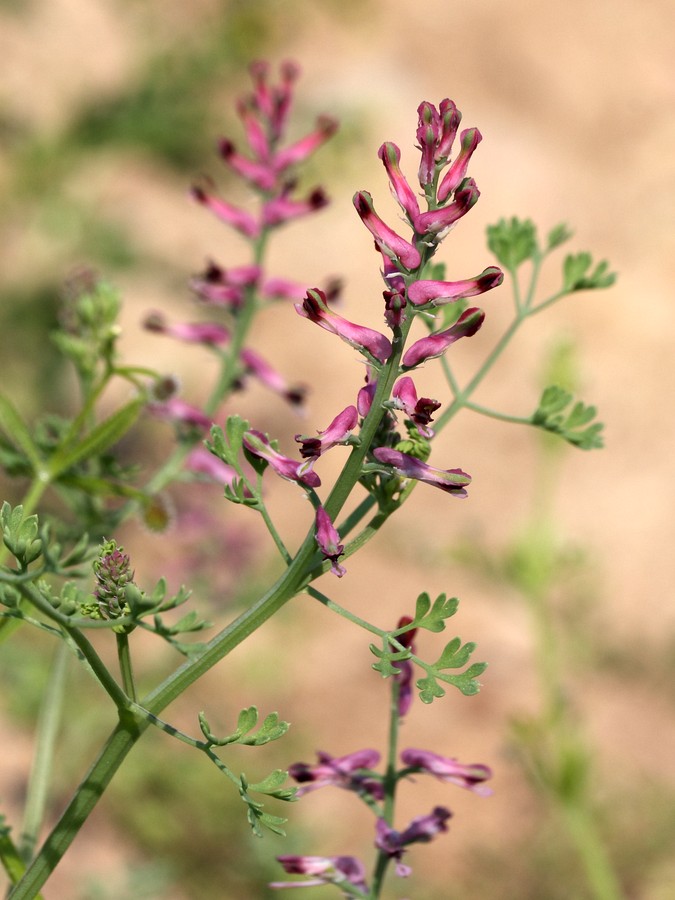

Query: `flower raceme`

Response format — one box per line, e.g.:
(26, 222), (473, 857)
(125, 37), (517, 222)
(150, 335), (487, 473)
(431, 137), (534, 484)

(192, 61), (337, 238)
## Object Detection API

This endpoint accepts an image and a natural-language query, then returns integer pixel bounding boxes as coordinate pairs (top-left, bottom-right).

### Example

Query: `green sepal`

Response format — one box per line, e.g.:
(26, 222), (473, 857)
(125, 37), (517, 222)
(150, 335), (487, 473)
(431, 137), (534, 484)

(531, 385), (604, 450)
(562, 252), (616, 292)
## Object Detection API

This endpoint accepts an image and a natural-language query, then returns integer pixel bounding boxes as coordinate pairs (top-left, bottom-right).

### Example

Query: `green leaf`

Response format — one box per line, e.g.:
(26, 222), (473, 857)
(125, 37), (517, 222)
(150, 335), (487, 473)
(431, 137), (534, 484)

(0, 393), (43, 472)
(247, 769), (297, 800)
(437, 636), (476, 670)
(408, 591), (459, 633)
(487, 217), (538, 270)
(199, 706), (290, 747)
(48, 397), (144, 478)
(562, 252), (616, 292)
(547, 223), (573, 251)
(369, 641), (412, 678)
(1, 504), (42, 566)
(416, 636), (487, 701)
(531, 385), (605, 450)
(207, 416), (251, 469)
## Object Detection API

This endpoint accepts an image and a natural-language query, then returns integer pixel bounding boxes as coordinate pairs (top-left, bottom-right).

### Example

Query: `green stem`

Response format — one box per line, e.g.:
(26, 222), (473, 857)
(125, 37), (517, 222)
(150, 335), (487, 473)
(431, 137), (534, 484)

(18, 643), (68, 864)
(464, 400), (531, 426)
(15, 583), (130, 712)
(116, 634), (137, 703)
(560, 803), (623, 900)
(370, 676), (401, 897)
(434, 311), (525, 433)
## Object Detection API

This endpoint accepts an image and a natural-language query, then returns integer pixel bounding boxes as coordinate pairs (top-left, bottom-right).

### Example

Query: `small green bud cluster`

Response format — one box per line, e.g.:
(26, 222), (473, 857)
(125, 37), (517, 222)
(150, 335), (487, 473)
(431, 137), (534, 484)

(92, 539), (135, 621)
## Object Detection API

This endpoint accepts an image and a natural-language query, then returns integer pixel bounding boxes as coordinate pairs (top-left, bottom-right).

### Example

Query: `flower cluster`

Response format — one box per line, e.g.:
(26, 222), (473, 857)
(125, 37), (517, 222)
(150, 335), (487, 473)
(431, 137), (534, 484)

(143, 61), (338, 465)
(271, 617), (492, 893)
(91, 540), (135, 620)
(239, 96), (503, 579)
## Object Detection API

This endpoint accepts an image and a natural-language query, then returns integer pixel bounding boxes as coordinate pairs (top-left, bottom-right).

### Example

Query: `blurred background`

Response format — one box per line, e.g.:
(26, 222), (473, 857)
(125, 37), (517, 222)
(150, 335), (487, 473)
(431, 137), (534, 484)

(1, 0), (674, 897)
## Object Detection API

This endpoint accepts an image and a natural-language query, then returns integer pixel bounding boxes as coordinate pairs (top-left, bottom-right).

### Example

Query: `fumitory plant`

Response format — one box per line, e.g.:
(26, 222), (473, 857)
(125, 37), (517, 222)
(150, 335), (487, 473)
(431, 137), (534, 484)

(0, 61), (615, 899)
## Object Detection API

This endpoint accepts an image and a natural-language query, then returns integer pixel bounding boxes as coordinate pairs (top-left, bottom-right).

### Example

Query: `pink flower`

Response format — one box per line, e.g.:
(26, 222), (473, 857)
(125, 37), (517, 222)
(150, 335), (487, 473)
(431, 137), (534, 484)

(185, 447), (251, 494)
(289, 748), (383, 798)
(373, 447), (471, 497)
(263, 187), (329, 228)
(296, 289), (392, 364)
(401, 307), (485, 368)
(437, 127), (482, 202)
(400, 748), (493, 796)
(243, 430), (320, 488)
(295, 405), (358, 458)
(273, 115), (339, 169)
(392, 616), (417, 719)
(416, 99), (462, 186)
(414, 177), (480, 237)
(143, 312), (230, 346)
(240, 347), (306, 409)
(378, 142), (421, 223)
(190, 262), (261, 309)
(406, 267), (503, 307)
(391, 377), (441, 438)
(190, 183), (259, 238)
(148, 398), (212, 430)
(353, 191), (422, 270)
(375, 807), (452, 877)
(315, 506), (346, 577)
(271, 855), (368, 893)
(261, 275), (342, 304)
(217, 138), (277, 191)
(247, 59), (299, 143)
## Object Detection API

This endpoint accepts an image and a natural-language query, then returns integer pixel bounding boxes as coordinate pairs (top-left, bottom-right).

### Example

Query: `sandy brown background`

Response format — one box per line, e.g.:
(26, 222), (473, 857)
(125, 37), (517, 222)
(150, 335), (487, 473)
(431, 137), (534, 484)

(1, 0), (674, 897)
